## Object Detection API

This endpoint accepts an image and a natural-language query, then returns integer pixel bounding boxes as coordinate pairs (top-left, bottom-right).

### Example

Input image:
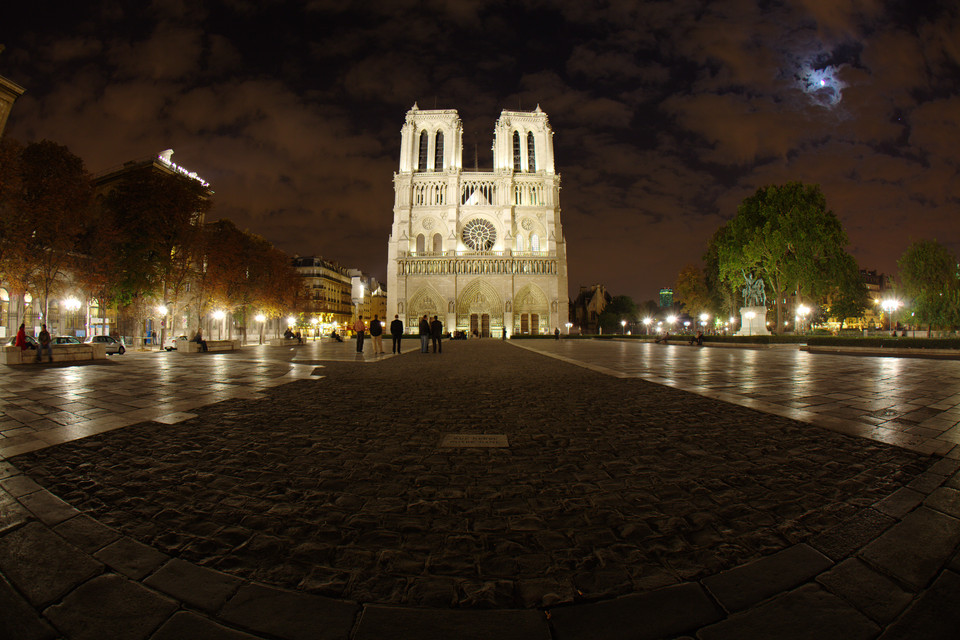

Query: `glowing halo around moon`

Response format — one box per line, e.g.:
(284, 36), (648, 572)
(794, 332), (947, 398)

(797, 63), (845, 107)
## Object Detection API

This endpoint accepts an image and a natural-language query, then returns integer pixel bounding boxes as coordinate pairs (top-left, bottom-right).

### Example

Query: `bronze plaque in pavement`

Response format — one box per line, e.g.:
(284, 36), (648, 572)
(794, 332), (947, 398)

(440, 434), (509, 448)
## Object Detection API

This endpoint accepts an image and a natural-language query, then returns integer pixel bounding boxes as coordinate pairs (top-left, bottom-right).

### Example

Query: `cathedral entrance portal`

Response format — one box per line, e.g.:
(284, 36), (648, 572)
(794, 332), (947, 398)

(457, 280), (502, 337)
(469, 313), (491, 337)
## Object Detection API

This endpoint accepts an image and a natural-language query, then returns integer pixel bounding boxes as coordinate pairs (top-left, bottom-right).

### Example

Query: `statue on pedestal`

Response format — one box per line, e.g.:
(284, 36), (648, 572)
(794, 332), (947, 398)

(741, 270), (766, 307)
(737, 270), (770, 336)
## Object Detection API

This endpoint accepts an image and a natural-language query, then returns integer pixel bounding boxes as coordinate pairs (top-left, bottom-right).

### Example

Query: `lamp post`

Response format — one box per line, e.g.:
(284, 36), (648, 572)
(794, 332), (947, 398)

(642, 317), (652, 335)
(620, 319), (627, 335)
(699, 312), (709, 331)
(255, 314), (266, 344)
(63, 297), (81, 338)
(564, 322), (572, 335)
(881, 299), (902, 333)
(796, 304), (810, 334)
(213, 310), (226, 340)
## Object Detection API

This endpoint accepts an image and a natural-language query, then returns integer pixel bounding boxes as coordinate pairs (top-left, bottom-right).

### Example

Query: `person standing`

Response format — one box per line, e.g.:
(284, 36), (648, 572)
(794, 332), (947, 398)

(14, 323), (27, 351)
(390, 314), (403, 354)
(369, 315), (384, 355)
(35, 324), (52, 362)
(418, 314), (430, 353)
(353, 315), (366, 353)
(430, 315), (443, 353)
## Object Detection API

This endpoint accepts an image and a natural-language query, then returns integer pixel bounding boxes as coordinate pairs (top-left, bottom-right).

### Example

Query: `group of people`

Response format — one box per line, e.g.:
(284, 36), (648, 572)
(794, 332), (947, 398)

(418, 314), (443, 353)
(14, 322), (52, 362)
(283, 327), (304, 344)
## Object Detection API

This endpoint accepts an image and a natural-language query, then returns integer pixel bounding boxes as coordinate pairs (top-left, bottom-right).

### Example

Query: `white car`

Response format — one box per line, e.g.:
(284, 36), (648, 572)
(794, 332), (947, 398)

(86, 335), (125, 355)
(163, 335), (189, 351)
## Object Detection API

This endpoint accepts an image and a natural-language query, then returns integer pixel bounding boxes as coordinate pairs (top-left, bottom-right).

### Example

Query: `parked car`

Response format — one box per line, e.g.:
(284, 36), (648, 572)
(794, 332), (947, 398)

(53, 336), (82, 345)
(4, 335), (38, 349)
(87, 335), (125, 355)
(163, 335), (189, 351)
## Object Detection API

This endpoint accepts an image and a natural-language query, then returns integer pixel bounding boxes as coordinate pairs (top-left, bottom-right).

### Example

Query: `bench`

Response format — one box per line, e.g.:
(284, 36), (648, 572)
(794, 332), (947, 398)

(269, 338), (302, 346)
(1, 344), (107, 364)
(179, 339), (240, 353)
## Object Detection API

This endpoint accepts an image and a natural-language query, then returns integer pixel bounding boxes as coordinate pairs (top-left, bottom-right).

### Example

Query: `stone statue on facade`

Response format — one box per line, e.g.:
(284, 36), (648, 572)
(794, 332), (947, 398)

(741, 271), (766, 307)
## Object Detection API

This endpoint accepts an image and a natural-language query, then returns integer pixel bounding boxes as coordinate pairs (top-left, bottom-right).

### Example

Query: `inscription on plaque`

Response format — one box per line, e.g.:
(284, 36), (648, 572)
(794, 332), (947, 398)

(440, 434), (509, 448)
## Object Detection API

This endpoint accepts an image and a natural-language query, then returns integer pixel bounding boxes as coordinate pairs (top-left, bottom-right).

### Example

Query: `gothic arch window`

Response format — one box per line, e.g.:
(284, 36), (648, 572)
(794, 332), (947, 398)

(527, 131), (536, 172)
(512, 130), (521, 172)
(433, 233), (442, 253)
(434, 131), (444, 171)
(418, 130), (428, 172)
(416, 234), (425, 253)
(531, 233), (540, 252)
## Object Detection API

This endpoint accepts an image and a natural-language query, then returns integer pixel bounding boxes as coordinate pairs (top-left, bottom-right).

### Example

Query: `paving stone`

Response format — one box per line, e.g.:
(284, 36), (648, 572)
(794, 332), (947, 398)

(93, 536), (168, 580)
(816, 558), (914, 624)
(878, 570), (960, 640)
(547, 582), (722, 640)
(43, 573), (177, 640)
(354, 605), (550, 640)
(923, 486), (960, 519)
(906, 471), (946, 493)
(873, 487), (925, 519)
(151, 611), (266, 640)
(0, 460), (20, 479)
(697, 584), (879, 640)
(0, 574), (58, 640)
(860, 506), (960, 591)
(701, 544), (833, 612)
(18, 489), (81, 525)
(144, 557), (243, 612)
(219, 583), (360, 640)
(0, 521), (102, 606)
(808, 508), (896, 561)
(927, 458), (960, 476)
(0, 486), (30, 532)
(0, 474), (42, 497)
(53, 514), (121, 553)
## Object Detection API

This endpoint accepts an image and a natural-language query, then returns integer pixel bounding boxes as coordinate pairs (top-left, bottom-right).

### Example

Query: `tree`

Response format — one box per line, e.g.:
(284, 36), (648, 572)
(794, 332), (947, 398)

(898, 239), (958, 334)
(673, 264), (712, 317)
(717, 182), (855, 333)
(598, 295), (638, 333)
(827, 256), (870, 330)
(17, 141), (93, 326)
(703, 225), (738, 320)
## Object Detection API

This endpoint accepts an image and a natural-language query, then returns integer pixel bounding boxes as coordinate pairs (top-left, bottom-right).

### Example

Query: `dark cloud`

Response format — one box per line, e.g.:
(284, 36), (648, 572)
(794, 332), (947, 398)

(2, 0), (960, 302)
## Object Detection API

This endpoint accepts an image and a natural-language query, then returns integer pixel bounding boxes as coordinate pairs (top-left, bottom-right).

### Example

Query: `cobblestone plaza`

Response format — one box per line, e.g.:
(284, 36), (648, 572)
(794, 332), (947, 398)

(1, 340), (959, 639)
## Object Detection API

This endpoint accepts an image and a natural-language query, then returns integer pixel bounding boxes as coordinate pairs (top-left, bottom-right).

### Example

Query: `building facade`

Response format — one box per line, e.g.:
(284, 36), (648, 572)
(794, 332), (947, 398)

(294, 256), (354, 329)
(386, 105), (569, 337)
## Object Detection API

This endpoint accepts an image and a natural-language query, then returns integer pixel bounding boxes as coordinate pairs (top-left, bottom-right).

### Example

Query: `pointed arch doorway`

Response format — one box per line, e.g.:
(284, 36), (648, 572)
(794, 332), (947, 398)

(456, 279), (502, 337)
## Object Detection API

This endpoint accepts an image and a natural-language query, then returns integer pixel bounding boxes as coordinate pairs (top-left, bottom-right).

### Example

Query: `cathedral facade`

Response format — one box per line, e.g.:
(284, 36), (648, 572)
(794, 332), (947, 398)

(386, 105), (569, 337)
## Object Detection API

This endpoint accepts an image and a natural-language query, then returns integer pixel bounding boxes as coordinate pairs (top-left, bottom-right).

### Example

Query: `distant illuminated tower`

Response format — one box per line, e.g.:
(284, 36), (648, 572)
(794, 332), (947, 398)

(659, 288), (674, 309)
(386, 105), (569, 336)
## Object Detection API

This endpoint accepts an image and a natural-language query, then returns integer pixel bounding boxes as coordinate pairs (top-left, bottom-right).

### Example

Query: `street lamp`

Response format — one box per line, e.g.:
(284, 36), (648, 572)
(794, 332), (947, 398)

(63, 297), (81, 337)
(213, 309), (226, 340)
(796, 304), (810, 334)
(881, 299), (902, 333)
(564, 322), (572, 335)
(699, 312), (709, 329)
(620, 319), (627, 334)
(642, 317), (652, 335)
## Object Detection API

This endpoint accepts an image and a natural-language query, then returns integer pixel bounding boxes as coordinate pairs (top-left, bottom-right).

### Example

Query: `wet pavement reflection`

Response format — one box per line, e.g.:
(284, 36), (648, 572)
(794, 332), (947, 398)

(516, 340), (960, 458)
(0, 340), (409, 459)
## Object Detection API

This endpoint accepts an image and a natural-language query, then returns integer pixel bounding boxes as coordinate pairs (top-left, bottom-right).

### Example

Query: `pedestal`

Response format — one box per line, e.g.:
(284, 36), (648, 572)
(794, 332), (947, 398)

(736, 306), (770, 336)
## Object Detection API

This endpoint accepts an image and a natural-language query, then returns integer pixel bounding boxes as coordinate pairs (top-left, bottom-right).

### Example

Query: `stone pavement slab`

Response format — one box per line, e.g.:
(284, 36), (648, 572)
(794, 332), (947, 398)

(218, 583), (359, 640)
(859, 506), (960, 590)
(43, 573), (177, 640)
(546, 581), (722, 640)
(354, 606), (551, 640)
(0, 522), (102, 606)
(701, 543), (833, 612)
(816, 558), (914, 624)
(144, 557), (244, 612)
(697, 584), (880, 640)
(0, 573), (57, 640)
(878, 570), (960, 640)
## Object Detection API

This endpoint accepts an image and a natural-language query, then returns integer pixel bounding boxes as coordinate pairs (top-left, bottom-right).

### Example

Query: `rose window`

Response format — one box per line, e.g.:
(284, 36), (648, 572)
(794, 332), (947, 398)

(462, 219), (497, 251)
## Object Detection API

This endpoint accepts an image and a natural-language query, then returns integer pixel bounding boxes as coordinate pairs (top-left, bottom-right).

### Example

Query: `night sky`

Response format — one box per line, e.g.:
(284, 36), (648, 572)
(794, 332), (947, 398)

(3, 1), (959, 303)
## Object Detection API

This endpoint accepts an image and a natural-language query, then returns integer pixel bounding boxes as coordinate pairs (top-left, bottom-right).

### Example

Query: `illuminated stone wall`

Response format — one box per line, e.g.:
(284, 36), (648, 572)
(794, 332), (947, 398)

(387, 105), (569, 336)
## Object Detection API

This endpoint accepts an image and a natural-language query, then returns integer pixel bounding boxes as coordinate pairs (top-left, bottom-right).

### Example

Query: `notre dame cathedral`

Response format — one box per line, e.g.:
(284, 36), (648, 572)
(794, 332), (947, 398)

(386, 105), (569, 336)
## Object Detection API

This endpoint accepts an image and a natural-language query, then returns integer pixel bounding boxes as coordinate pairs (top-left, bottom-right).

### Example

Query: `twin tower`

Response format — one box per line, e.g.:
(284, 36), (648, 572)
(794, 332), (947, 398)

(386, 104), (569, 337)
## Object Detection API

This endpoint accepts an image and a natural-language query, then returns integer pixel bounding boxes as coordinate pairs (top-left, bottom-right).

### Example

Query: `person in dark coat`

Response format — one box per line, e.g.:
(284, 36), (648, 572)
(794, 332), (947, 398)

(390, 314), (404, 353)
(430, 315), (443, 353)
(419, 315), (430, 353)
(369, 315), (384, 354)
